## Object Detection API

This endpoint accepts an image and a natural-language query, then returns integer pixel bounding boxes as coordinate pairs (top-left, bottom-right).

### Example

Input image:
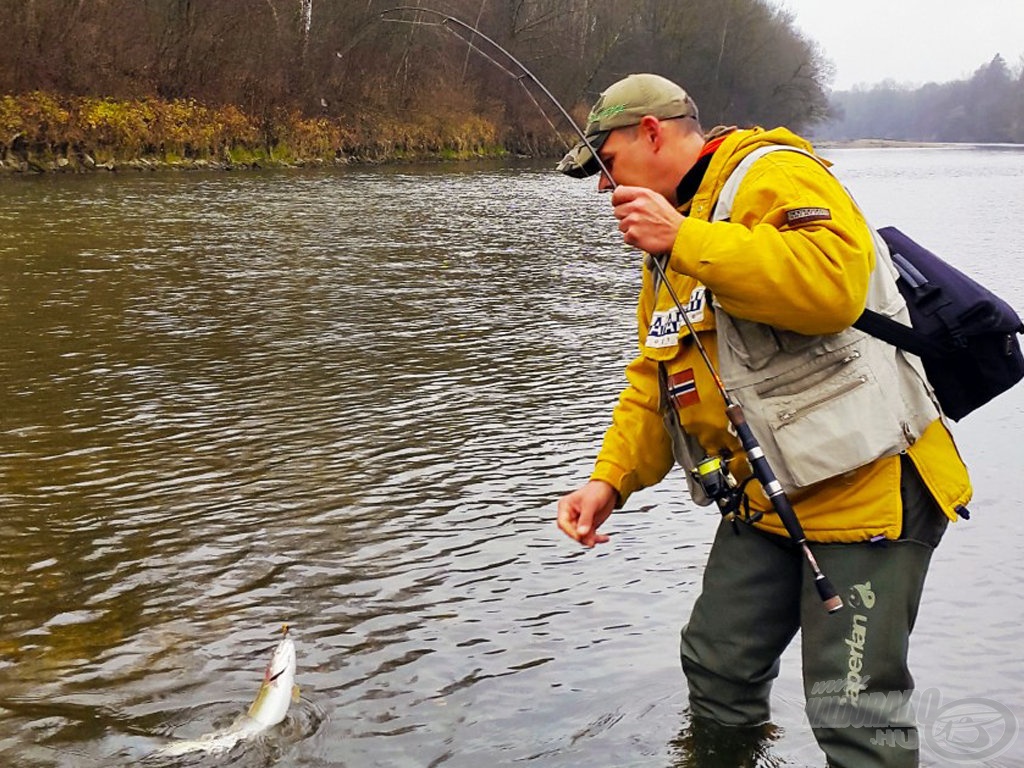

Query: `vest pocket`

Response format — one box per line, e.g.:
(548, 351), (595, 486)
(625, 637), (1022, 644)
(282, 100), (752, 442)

(722, 316), (780, 371)
(760, 365), (905, 488)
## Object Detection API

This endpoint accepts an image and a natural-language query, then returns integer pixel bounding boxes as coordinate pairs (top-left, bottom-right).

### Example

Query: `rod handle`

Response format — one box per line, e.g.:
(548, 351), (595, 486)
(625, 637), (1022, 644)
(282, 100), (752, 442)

(814, 571), (844, 614)
(726, 404), (843, 613)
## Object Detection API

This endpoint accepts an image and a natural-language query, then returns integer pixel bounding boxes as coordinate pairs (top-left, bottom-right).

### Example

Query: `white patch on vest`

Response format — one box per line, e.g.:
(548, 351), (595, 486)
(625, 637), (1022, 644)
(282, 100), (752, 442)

(786, 206), (832, 226)
(645, 287), (706, 348)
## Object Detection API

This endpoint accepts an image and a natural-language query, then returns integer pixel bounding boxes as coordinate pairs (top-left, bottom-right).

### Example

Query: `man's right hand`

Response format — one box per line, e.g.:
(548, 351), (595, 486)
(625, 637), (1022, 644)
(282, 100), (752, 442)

(556, 480), (618, 548)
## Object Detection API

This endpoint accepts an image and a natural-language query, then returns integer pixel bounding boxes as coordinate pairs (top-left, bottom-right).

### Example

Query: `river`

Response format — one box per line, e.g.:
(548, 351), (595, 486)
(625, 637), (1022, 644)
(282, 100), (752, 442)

(1, 146), (1022, 767)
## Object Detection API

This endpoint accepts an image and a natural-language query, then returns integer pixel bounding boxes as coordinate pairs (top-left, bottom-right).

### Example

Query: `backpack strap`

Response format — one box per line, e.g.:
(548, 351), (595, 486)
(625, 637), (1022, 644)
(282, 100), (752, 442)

(712, 144), (826, 222)
(852, 309), (947, 359)
(852, 251), (949, 359)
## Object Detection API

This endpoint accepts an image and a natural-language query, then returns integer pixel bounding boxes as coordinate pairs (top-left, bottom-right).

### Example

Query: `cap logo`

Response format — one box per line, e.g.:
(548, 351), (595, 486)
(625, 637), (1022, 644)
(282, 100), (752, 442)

(588, 103), (627, 123)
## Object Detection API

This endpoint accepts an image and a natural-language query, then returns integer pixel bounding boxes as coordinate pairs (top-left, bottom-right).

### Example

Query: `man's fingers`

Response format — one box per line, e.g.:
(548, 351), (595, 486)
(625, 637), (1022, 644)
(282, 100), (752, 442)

(611, 185), (644, 207)
(609, 185), (682, 255)
(556, 497), (601, 547)
(557, 481), (617, 548)
(572, 506), (595, 539)
(556, 497), (584, 542)
(557, 517), (582, 543)
(618, 217), (642, 247)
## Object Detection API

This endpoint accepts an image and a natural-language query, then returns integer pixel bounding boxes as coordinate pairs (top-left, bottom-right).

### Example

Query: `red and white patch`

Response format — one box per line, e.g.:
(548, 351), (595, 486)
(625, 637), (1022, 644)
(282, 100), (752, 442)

(668, 368), (700, 409)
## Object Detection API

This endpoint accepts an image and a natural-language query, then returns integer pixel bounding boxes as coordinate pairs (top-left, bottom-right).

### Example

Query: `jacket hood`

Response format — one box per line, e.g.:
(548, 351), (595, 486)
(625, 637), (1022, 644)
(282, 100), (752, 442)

(704, 126), (826, 191)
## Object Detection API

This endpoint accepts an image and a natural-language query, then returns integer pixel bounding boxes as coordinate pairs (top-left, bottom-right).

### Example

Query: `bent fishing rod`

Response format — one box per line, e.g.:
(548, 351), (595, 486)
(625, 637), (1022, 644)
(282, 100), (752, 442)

(380, 7), (842, 614)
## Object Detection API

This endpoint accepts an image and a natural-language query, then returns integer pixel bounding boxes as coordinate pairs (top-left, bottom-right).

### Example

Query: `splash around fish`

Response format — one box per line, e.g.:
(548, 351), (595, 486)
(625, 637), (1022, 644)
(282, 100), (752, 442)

(149, 624), (300, 759)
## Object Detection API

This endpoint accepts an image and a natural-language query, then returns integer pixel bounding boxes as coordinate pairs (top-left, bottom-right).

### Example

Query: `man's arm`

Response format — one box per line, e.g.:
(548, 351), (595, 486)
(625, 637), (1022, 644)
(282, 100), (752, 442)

(611, 152), (875, 335)
(556, 272), (675, 547)
(671, 153), (874, 333)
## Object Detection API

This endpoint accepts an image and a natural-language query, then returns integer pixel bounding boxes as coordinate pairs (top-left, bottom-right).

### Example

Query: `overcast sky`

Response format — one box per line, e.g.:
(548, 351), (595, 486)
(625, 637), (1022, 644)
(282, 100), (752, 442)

(776, 0), (1024, 90)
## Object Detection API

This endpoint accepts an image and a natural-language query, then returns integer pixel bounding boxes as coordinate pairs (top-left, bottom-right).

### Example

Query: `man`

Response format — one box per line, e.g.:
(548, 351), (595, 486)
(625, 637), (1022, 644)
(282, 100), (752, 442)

(555, 73), (972, 767)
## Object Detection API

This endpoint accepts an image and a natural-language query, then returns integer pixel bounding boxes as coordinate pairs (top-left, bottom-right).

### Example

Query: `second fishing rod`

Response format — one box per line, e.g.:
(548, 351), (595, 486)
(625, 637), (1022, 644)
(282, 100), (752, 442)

(380, 7), (842, 614)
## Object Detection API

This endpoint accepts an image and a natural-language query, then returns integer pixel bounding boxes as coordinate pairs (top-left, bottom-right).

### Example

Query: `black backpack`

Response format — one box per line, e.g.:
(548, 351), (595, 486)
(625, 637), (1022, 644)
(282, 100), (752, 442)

(854, 226), (1024, 421)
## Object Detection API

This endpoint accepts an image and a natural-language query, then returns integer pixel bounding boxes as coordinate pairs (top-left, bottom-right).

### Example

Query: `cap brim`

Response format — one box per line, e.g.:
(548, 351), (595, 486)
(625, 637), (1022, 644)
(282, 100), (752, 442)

(556, 132), (609, 178)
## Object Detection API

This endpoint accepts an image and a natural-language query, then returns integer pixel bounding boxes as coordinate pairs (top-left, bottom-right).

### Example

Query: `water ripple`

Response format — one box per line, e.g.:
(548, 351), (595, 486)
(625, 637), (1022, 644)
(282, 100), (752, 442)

(2, 153), (1023, 766)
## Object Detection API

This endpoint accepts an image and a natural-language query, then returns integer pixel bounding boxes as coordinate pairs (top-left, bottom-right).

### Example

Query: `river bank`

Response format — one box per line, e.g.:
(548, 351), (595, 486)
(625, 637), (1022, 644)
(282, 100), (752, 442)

(8, 92), (1002, 177)
(0, 92), (564, 175)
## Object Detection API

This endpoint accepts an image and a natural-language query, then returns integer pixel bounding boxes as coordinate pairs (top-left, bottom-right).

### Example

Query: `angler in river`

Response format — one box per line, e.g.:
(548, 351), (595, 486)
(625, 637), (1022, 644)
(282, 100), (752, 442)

(555, 74), (972, 767)
(150, 625), (299, 759)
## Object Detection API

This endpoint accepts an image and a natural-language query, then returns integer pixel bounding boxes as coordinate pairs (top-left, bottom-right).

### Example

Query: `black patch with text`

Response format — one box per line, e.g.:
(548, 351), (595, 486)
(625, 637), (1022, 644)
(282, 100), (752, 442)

(786, 207), (832, 226)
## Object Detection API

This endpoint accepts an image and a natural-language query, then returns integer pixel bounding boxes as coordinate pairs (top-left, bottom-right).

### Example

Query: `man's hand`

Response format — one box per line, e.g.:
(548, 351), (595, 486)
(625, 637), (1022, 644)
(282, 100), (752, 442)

(556, 480), (618, 547)
(611, 185), (685, 255)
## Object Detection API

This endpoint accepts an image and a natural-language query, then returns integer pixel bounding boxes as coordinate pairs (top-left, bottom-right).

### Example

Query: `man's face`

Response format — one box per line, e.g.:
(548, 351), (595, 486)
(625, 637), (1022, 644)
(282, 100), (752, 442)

(594, 116), (699, 205)
(595, 125), (649, 193)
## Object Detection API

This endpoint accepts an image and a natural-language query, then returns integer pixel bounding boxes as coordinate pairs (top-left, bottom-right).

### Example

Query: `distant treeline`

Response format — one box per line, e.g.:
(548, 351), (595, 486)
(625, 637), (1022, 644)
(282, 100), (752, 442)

(0, 0), (834, 169)
(814, 55), (1024, 143)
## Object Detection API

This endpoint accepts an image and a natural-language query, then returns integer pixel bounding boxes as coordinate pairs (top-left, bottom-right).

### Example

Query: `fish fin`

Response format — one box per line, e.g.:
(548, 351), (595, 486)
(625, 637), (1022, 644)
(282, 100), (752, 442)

(292, 684), (301, 703)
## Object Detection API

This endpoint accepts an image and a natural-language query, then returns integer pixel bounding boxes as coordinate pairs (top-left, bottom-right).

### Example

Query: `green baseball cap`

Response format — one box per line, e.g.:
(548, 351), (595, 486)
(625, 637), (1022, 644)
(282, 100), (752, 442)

(557, 73), (699, 178)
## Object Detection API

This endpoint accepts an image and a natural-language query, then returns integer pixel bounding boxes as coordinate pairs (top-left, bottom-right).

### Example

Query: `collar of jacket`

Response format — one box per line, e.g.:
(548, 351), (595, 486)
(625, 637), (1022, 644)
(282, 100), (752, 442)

(675, 133), (732, 210)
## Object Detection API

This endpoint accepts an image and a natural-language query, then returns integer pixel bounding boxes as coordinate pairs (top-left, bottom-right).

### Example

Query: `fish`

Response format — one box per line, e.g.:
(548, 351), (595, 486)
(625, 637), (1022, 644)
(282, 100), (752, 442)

(151, 625), (299, 758)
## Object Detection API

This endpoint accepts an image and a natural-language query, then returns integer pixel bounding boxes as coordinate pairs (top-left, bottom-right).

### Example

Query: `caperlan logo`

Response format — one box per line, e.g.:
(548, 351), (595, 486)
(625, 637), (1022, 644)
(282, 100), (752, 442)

(644, 287), (706, 349)
(850, 581), (876, 609)
(841, 582), (876, 704)
(843, 612), (869, 703)
(588, 103), (627, 123)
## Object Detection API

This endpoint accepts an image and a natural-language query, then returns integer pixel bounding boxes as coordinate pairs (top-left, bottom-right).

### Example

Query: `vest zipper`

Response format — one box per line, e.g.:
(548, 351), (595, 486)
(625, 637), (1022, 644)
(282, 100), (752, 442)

(776, 375), (869, 424)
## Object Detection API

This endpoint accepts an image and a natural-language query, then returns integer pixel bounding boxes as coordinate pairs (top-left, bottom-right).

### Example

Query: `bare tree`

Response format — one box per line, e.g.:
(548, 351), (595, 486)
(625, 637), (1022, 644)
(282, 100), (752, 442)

(300, 0), (313, 57)
(0, 0), (843, 150)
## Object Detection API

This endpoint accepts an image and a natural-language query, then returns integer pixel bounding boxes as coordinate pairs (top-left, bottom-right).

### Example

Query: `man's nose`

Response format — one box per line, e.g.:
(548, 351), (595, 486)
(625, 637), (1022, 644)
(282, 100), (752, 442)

(597, 172), (613, 193)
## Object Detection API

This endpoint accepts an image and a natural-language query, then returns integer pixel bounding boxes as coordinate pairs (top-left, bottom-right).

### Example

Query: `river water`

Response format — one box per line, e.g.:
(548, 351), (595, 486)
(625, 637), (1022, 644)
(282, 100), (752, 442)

(1, 147), (1022, 767)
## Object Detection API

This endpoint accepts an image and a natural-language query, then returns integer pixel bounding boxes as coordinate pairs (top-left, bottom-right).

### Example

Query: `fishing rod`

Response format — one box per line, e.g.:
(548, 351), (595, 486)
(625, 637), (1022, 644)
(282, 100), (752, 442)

(380, 7), (842, 614)
(380, 7), (580, 157)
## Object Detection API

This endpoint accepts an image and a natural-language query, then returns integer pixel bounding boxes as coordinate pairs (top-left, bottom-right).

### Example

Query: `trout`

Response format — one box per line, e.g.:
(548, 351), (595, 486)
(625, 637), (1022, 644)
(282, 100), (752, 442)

(152, 626), (299, 758)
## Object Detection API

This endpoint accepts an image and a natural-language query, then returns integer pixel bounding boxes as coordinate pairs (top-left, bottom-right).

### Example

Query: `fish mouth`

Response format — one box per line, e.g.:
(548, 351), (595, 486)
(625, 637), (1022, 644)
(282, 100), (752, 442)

(267, 666), (288, 683)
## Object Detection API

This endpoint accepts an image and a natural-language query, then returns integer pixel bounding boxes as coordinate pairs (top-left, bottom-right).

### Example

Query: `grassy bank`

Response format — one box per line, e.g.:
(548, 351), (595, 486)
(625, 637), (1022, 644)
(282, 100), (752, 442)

(0, 92), (538, 174)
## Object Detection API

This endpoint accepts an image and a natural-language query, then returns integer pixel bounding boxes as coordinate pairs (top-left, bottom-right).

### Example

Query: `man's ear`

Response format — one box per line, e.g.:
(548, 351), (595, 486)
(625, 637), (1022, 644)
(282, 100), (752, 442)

(638, 115), (663, 148)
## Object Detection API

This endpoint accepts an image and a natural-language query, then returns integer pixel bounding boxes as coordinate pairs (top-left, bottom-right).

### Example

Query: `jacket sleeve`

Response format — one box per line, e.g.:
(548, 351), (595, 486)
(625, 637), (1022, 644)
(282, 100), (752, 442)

(670, 151), (875, 335)
(590, 354), (675, 505)
(589, 269), (675, 505)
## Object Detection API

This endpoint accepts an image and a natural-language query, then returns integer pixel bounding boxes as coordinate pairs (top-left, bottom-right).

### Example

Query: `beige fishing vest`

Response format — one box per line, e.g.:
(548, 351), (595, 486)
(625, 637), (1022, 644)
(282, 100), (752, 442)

(659, 145), (942, 502)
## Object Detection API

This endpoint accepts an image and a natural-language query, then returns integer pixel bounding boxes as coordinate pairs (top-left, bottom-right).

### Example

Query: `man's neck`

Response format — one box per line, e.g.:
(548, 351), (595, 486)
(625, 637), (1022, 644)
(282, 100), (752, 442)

(674, 134), (730, 210)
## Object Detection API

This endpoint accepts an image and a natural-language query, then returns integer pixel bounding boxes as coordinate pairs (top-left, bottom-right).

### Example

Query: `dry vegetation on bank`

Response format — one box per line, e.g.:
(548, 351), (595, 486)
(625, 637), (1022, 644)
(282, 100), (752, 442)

(1, 1), (836, 175)
(0, 91), (519, 173)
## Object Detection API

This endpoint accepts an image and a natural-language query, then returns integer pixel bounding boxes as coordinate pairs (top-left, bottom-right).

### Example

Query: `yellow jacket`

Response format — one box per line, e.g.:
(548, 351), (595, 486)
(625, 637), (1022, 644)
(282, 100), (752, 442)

(591, 127), (972, 543)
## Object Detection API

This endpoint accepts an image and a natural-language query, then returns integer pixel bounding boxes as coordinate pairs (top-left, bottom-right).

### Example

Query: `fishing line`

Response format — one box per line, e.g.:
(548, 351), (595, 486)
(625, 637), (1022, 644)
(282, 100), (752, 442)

(379, 7), (842, 613)
(381, 13), (563, 141)
(380, 6), (607, 175)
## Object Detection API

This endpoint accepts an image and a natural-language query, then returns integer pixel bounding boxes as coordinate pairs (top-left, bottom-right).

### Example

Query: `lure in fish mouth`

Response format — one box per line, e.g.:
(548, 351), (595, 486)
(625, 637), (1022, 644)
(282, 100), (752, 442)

(150, 625), (300, 759)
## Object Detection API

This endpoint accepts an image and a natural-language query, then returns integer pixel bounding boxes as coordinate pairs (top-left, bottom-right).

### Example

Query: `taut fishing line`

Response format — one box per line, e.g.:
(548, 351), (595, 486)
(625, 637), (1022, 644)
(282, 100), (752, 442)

(380, 7), (842, 613)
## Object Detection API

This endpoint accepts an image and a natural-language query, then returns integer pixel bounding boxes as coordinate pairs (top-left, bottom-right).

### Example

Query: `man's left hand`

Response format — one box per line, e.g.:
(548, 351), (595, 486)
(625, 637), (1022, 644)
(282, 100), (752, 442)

(611, 185), (685, 255)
